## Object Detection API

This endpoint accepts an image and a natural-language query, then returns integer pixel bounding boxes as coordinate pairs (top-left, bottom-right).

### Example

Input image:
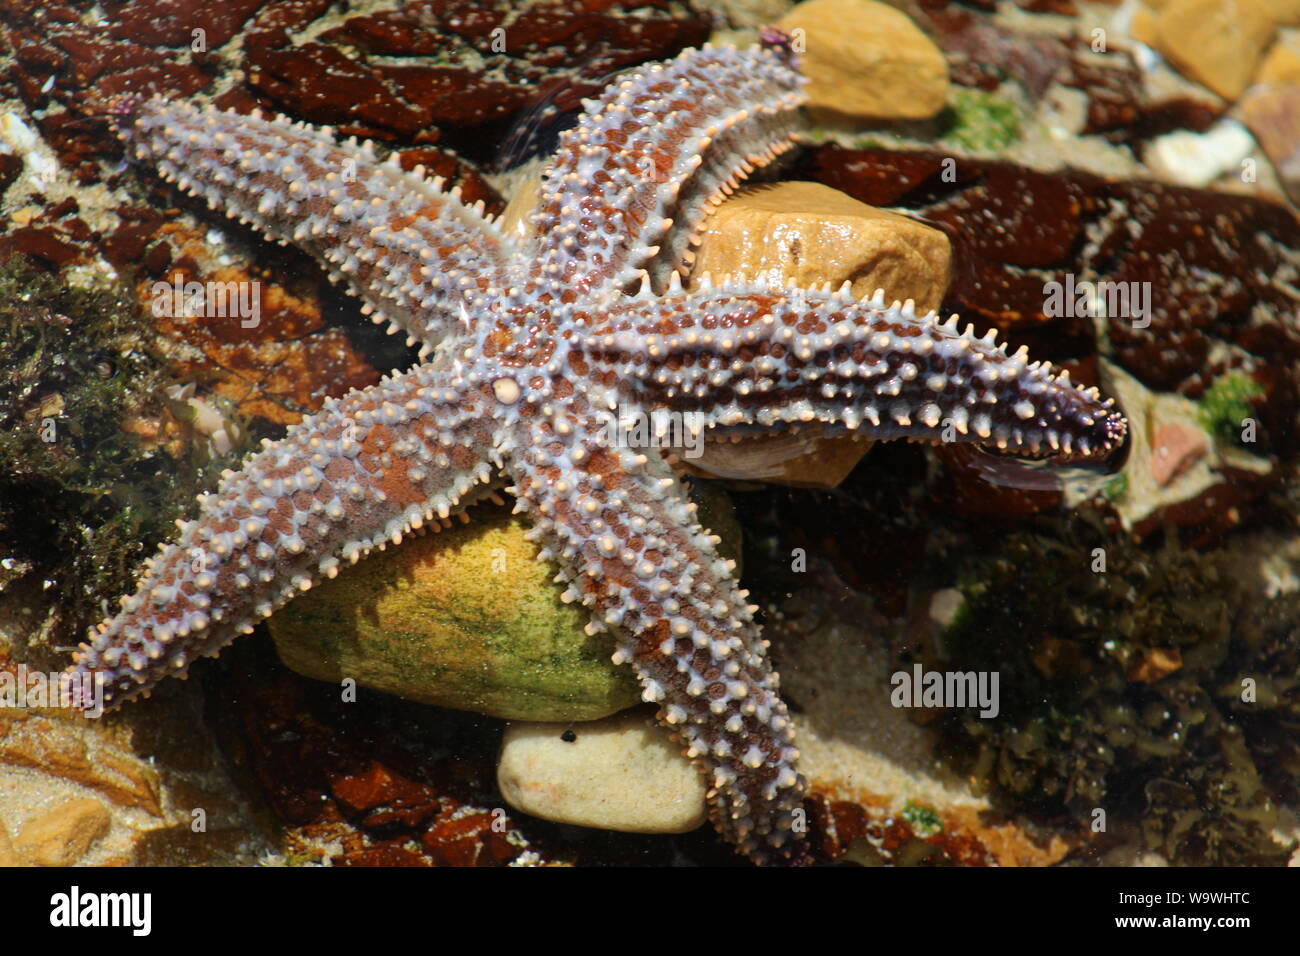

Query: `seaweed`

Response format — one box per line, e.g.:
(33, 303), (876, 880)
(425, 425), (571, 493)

(0, 254), (247, 656)
(929, 515), (1295, 864)
(1196, 372), (1266, 445)
(941, 89), (1023, 153)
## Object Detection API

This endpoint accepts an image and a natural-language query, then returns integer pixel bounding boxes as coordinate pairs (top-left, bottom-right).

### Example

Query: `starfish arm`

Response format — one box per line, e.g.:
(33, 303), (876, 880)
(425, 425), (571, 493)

(529, 45), (805, 301)
(508, 412), (806, 864)
(115, 97), (515, 353)
(584, 282), (1129, 462)
(68, 365), (502, 710)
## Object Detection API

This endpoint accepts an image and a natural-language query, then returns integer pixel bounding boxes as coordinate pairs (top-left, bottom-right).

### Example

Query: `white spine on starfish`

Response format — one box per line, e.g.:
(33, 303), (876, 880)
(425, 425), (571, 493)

(119, 98), (518, 355)
(530, 45), (806, 301)
(581, 281), (1128, 461)
(70, 366), (502, 710)
(509, 408), (805, 862)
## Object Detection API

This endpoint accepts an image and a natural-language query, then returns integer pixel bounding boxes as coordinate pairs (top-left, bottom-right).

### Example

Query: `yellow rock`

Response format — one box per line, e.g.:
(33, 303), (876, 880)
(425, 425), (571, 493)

(14, 798), (110, 866)
(499, 178), (919, 491)
(1262, 0), (1300, 26)
(688, 181), (951, 314)
(1132, 4), (1163, 47)
(680, 180), (950, 491)
(497, 710), (707, 834)
(0, 708), (164, 816)
(1255, 32), (1300, 85)
(777, 0), (949, 121)
(503, 178), (954, 315)
(1156, 0), (1276, 99)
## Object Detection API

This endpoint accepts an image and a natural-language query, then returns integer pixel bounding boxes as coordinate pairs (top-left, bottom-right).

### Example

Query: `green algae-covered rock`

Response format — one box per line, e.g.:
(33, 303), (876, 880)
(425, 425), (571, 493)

(268, 508), (644, 720)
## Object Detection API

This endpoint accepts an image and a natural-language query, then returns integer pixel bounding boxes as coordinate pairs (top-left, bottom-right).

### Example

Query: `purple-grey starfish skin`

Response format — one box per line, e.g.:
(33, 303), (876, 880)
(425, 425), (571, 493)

(70, 40), (1126, 864)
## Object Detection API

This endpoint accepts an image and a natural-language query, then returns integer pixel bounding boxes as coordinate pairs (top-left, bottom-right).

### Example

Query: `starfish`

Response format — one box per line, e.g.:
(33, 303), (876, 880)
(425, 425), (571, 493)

(69, 38), (1126, 864)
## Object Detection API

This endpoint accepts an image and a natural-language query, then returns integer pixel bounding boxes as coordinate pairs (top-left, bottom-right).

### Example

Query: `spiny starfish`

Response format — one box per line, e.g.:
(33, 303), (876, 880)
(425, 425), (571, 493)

(70, 39), (1126, 864)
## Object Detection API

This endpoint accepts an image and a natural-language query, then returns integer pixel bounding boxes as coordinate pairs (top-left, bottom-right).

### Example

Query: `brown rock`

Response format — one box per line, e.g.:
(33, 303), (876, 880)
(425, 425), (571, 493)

(688, 181), (952, 313)
(1150, 423), (1209, 486)
(679, 431), (871, 489)
(777, 0), (949, 121)
(14, 798), (111, 866)
(0, 710), (163, 815)
(1238, 83), (1300, 203)
(0, 819), (22, 867)
(1156, 0), (1276, 99)
(1127, 647), (1183, 683)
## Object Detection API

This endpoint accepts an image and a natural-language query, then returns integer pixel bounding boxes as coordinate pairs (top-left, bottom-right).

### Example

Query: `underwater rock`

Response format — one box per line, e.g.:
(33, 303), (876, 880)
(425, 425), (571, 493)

(1149, 423), (1209, 487)
(1151, 0), (1276, 99)
(777, 0), (949, 122)
(1238, 83), (1300, 205)
(269, 481), (741, 722)
(215, 643), (722, 865)
(679, 431), (871, 490)
(1264, 0), (1300, 26)
(0, 670), (263, 866)
(0, 818), (21, 866)
(679, 180), (952, 491)
(267, 505), (644, 722)
(219, 649), (529, 865)
(687, 181), (952, 314)
(0, 0), (711, 169)
(1126, 647), (1183, 684)
(805, 144), (1300, 409)
(1255, 31), (1300, 85)
(146, 257), (386, 428)
(497, 710), (708, 834)
(12, 797), (110, 866)
(1069, 361), (1274, 537)
(1143, 122), (1255, 188)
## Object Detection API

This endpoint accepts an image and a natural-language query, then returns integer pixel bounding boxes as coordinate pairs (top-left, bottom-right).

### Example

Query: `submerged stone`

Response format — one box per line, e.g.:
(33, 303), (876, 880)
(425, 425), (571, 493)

(268, 507), (645, 721)
(497, 711), (708, 834)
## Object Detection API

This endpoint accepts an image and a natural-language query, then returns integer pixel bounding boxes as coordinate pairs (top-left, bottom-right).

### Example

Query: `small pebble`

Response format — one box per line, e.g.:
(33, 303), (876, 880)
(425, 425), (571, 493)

(497, 710), (707, 834)
(14, 798), (111, 866)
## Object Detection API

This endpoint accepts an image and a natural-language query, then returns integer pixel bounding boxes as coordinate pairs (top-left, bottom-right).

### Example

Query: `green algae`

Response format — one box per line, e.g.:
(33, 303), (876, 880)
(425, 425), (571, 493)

(0, 254), (246, 652)
(266, 506), (643, 721)
(901, 801), (943, 837)
(1196, 372), (1265, 444)
(268, 480), (743, 721)
(941, 89), (1023, 152)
